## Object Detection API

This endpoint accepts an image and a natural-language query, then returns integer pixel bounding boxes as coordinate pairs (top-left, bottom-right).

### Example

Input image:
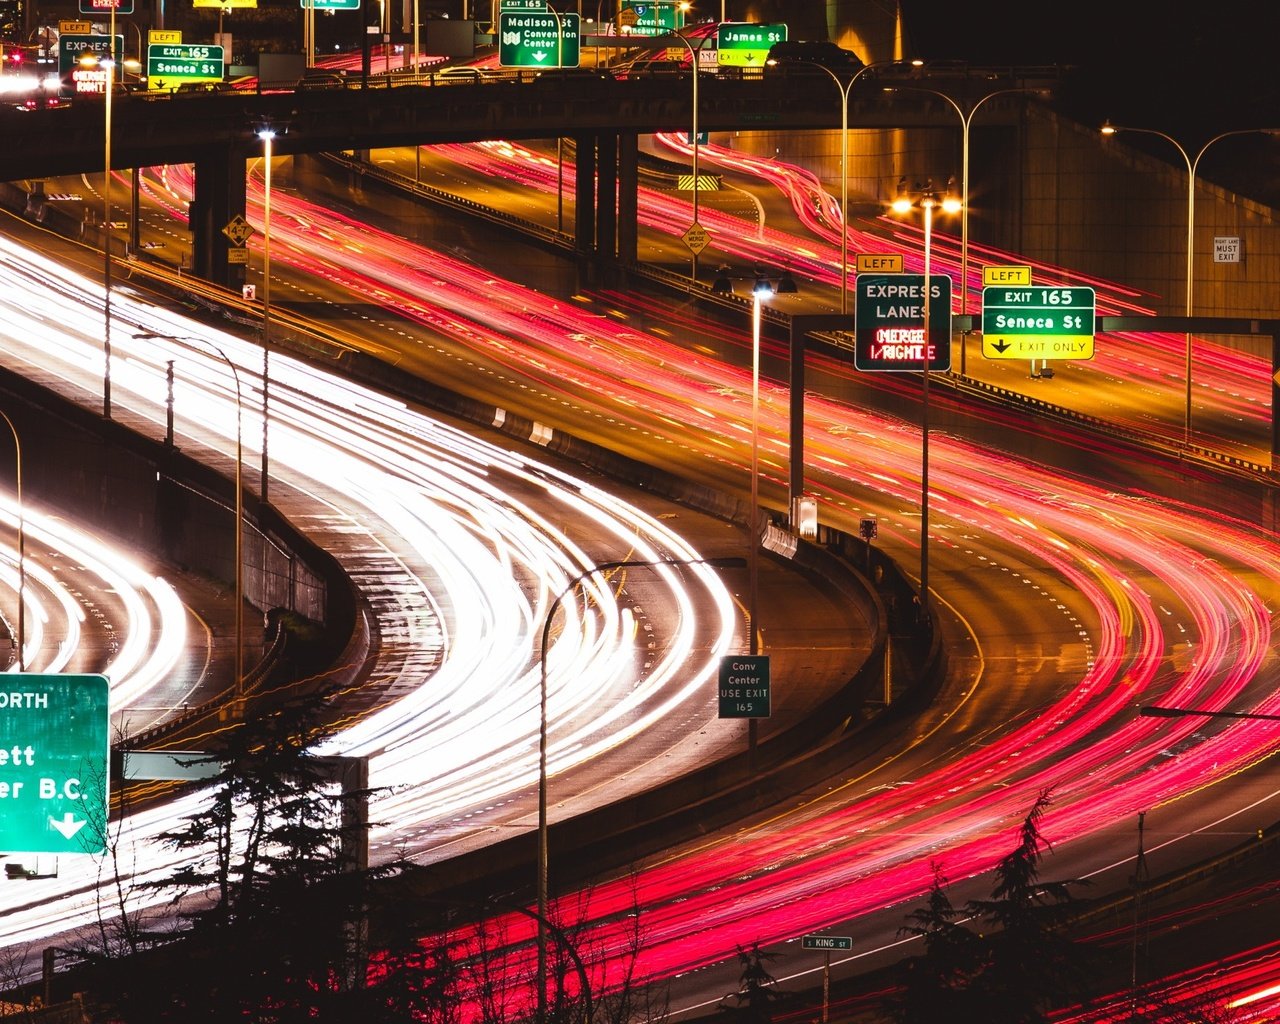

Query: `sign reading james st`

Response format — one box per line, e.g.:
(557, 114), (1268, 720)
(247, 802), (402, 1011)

(0, 674), (109, 855)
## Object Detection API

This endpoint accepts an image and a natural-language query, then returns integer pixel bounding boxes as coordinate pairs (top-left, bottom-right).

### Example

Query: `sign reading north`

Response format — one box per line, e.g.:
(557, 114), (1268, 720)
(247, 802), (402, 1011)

(854, 273), (952, 372)
(147, 43), (225, 87)
(0, 674), (110, 855)
(716, 22), (786, 67)
(718, 655), (770, 719)
(981, 286), (1096, 360)
(498, 11), (580, 67)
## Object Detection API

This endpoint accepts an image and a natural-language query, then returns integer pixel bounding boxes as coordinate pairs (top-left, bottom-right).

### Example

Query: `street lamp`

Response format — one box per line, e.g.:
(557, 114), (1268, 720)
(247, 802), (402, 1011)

(0, 411), (24, 671)
(99, 37), (117, 420)
(1100, 123), (1280, 442)
(670, 29), (717, 282)
(134, 333), (245, 698)
(257, 127), (275, 503)
(888, 83), (1045, 374)
(536, 554), (744, 1023)
(891, 180), (960, 623)
(765, 58), (920, 313)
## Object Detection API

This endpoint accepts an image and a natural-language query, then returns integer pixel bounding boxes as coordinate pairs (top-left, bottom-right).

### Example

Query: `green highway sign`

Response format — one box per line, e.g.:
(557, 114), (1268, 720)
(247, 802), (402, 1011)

(854, 273), (953, 372)
(716, 22), (786, 67)
(802, 935), (854, 951)
(0, 674), (110, 855)
(498, 11), (580, 67)
(500, 0), (547, 8)
(981, 286), (1096, 360)
(298, 0), (361, 10)
(620, 0), (683, 36)
(59, 34), (123, 98)
(147, 43), (225, 88)
(718, 655), (770, 719)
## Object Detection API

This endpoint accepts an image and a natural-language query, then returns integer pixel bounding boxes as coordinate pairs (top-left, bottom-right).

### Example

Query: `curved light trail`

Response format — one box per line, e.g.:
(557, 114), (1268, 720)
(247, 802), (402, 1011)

(0, 231), (742, 953)
(120, 155), (1280, 1005)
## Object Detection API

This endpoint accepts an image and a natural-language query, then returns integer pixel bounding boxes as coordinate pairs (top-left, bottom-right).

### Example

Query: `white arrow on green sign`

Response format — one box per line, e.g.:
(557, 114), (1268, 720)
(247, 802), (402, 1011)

(715, 22), (786, 67)
(498, 11), (580, 67)
(0, 674), (110, 855)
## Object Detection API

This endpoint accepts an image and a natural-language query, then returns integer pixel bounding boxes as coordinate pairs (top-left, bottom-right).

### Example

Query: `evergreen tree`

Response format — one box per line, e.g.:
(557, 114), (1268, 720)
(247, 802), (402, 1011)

(720, 943), (784, 1024)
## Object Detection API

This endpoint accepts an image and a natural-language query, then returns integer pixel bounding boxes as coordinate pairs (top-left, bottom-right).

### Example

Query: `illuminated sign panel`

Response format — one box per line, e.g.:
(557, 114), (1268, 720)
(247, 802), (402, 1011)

(854, 273), (952, 372)
(718, 655), (770, 718)
(0, 674), (109, 855)
(498, 11), (580, 67)
(58, 33), (123, 97)
(715, 22), (786, 67)
(981, 286), (1096, 360)
(79, 0), (135, 14)
(146, 43), (225, 88)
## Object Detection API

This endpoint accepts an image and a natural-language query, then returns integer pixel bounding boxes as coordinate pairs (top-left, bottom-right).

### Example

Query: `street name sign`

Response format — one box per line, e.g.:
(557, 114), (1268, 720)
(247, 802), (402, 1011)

(620, 1), (683, 36)
(147, 43), (225, 88)
(718, 655), (770, 718)
(0, 674), (110, 855)
(715, 22), (786, 67)
(854, 273), (952, 372)
(500, 0), (547, 8)
(802, 934), (853, 951)
(981, 286), (1096, 360)
(498, 11), (580, 67)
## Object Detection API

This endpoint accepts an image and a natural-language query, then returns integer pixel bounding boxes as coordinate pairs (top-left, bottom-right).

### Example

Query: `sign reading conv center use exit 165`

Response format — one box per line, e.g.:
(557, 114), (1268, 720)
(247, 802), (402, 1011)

(498, 11), (580, 68)
(718, 655), (770, 719)
(0, 674), (110, 855)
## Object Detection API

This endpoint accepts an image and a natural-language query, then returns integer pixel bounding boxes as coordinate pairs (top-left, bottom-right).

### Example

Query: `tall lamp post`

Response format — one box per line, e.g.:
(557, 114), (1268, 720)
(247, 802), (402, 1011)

(536, 554), (744, 1024)
(135, 333), (244, 698)
(889, 84), (1044, 374)
(891, 181), (960, 622)
(766, 59), (918, 313)
(0, 411), (24, 671)
(101, 35), (117, 420)
(257, 128), (275, 503)
(670, 30), (716, 282)
(1100, 123), (1280, 442)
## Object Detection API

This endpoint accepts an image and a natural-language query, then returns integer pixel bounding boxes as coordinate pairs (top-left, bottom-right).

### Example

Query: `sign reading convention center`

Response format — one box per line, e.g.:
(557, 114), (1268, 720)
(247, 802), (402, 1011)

(718, 655), (770, 719)
(854, 273), (953, 372)
(0, 674), (110, 855)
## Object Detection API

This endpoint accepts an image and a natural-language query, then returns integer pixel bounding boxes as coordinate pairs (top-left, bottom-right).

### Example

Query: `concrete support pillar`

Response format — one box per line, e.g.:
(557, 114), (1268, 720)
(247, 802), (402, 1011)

(597, 131), (617, 263)
(618, 133), (639, 265)
(189, 148), (247, 289)
(574, 133), (596, 254)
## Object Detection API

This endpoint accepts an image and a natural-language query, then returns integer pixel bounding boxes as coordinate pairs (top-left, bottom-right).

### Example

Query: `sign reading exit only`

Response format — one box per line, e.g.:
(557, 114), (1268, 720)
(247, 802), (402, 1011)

(0, 674), (110, 855)
(981, 286), (1096, 360)
(718, 655), (770, 718)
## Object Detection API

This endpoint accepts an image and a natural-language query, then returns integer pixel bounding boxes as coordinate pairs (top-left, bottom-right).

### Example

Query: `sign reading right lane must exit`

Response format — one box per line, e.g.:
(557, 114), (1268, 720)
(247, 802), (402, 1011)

(982, 286), (1096, 360)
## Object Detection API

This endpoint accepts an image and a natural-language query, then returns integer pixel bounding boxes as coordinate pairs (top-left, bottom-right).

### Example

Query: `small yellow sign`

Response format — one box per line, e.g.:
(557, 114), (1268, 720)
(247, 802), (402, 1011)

(226, 247), (249, 265)
(855, 253), (903, 274)
(148, 29), (182, 44)
(222, 214), (254, 247)
(982, 336), (1094, 360)
(682, 222), (710, 255)
(983, 265), (1032, 286)
(60, 21), (93, 34)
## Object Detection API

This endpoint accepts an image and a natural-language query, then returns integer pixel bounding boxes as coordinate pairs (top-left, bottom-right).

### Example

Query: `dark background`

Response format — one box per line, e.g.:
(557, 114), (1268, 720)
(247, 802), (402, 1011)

(900, 1), (1280, 206)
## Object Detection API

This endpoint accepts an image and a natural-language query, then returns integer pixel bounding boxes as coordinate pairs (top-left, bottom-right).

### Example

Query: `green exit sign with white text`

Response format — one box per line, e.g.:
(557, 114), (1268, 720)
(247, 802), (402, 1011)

(0, 674), (110, 855)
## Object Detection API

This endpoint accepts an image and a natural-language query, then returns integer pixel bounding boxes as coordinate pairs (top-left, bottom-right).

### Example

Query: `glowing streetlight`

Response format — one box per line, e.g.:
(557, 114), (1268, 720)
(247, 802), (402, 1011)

(891, 181), (960, 622)
(1100, 123), (1280, 442)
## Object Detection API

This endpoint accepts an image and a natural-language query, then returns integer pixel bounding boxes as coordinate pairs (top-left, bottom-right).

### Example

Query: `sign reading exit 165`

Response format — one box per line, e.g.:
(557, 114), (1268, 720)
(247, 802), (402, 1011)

(0, 674), (109, 855)
(718, 655), (770, 718)
(981, 286), (1096, 360)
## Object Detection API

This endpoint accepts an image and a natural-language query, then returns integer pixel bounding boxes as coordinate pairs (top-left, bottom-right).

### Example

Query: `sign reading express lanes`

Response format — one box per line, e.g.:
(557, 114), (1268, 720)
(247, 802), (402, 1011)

(981, 286), (1096, 360)
(1, 674), (110, 855)
(498, 11), (580, 67)
(854, 273), (952, 372)
(715, 22), (786, 67)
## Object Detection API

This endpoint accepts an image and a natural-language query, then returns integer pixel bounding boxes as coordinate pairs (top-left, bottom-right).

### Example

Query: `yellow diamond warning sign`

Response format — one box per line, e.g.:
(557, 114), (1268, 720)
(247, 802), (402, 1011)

(682, 222), (710, 254)
(222, 214), (254, 247)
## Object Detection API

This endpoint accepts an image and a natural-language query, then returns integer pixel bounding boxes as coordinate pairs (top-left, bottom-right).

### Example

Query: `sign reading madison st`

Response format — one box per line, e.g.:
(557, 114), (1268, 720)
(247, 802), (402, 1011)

(0, 675), (110, 854)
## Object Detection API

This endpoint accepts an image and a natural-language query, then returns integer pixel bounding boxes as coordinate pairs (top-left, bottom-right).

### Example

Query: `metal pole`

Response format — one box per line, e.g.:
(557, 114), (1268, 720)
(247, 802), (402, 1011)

(259, 130), (274, 503)
(103, 20), (115, 419)
(0, 411), (24, 671)
(920, 197), (931, 622)
(538, 555), (743, 1024)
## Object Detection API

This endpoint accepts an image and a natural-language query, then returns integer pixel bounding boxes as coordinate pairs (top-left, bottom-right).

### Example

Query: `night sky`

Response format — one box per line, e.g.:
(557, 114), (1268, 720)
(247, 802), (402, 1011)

(899, 1), (1280, 144)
